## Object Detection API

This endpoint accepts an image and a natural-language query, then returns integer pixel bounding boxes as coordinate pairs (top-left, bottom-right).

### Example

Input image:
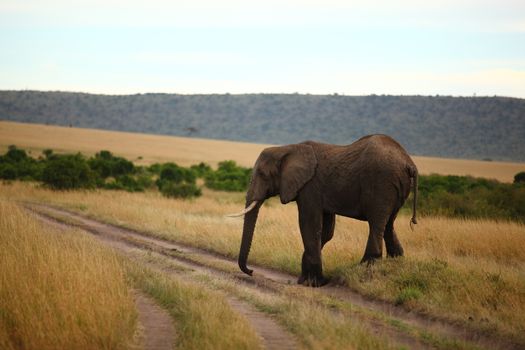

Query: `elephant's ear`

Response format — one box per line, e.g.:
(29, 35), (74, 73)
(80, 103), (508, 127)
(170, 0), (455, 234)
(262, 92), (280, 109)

(279, 144), (317, 204)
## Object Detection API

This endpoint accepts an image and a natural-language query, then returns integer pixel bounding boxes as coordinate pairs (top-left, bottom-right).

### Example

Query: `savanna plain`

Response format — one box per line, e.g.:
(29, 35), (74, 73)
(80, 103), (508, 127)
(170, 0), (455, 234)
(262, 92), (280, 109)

(1, 122), (525, 350)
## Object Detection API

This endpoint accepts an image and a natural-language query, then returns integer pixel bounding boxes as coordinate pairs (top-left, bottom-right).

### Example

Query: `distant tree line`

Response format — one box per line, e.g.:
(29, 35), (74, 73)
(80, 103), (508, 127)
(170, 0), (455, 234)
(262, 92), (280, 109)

(1, 146), (524, 222)
(1, 91), (524, 161)
(412, 174), (525, 222)
(0, 146), (251, 199)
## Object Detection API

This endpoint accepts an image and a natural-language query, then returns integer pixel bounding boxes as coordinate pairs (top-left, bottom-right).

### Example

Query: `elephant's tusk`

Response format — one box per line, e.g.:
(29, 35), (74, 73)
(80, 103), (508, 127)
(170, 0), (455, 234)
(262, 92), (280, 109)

(226, 201), (259, 217)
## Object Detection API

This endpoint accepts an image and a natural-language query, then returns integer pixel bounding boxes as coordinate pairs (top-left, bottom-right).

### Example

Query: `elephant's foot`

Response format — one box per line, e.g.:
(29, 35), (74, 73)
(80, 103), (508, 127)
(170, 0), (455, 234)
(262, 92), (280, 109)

(297, 274), (330, 287)
(360, 253), (382, 265)
(386, 247), (404, 258)
(385, 240), (404, 258)
(298, 262), (329, 287)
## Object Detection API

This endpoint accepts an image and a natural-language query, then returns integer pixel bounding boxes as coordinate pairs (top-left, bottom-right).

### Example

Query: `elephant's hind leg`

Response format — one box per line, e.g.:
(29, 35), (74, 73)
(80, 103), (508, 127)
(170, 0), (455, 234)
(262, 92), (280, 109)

(384, 212), (404, 258)
(321, 213), (335, 249)
(361, 217), (389, 264)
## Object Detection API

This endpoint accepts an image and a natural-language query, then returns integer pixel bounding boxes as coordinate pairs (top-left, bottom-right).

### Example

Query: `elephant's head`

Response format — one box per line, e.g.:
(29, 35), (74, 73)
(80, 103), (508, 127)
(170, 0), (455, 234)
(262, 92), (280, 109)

(228, 143), (318, 276)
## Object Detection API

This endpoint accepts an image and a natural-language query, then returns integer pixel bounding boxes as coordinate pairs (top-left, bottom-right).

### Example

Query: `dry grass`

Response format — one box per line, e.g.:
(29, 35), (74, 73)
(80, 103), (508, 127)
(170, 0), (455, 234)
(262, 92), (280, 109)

(0, 201), (136, 350)
(2, 181), (524, 343)
(1, 120), (523, 181)
(0, 120), (270, 168)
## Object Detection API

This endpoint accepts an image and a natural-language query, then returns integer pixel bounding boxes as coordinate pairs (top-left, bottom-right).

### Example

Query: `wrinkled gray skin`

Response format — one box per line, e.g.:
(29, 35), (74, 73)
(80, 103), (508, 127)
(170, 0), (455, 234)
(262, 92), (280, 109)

(238, 134), (418, 287)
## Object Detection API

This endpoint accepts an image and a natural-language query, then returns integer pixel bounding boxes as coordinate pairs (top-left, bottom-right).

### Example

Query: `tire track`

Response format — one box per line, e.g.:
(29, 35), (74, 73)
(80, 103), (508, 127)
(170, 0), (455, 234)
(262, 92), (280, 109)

(26, 203), (520, 350)
(133, 290), (176, 350)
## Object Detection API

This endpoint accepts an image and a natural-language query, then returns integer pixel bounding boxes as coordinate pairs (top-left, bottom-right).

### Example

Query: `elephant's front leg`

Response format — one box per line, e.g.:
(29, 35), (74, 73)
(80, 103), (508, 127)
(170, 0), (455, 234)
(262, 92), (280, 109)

(297, 202), (328, 287)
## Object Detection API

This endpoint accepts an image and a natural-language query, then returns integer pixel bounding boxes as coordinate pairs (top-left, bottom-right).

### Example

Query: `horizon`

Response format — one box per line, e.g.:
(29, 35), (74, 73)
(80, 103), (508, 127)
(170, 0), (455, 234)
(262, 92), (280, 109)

(1, 1), (524, 98)
(2, 89), (524, 100)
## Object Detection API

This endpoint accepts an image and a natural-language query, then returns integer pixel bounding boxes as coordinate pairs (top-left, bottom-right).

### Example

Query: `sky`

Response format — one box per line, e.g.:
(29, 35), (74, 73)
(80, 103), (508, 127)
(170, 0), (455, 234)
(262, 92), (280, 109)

(1, 0), (524, 97)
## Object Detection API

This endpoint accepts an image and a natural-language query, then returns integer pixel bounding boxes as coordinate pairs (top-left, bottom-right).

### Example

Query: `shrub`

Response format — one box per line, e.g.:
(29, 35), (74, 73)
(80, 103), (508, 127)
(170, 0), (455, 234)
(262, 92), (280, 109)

(42, 154), (96, 190)
(88, 150), (134, 179)
(158, 163), (196, 184)
(408, 174), (525, 222)
(158, 181), (201, 199)
(156, 163), (201, 199)
(205, 160), (251, 192)
(42, 148), (54, 159)
(190, 162), (212, 178)
(514, 172), (525, 184)
(0, 163), (17, 180)
(4, 145), (29, 162)
(0, 146), (44, 181)
(136, 173), (154, 189)
(147, 163), (163, 175)
(104, 175), (145, 192)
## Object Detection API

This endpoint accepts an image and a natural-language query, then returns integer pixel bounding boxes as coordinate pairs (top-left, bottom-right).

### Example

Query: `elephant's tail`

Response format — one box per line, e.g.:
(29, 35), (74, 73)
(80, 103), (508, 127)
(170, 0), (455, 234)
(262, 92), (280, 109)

(407, 165), (418, 230)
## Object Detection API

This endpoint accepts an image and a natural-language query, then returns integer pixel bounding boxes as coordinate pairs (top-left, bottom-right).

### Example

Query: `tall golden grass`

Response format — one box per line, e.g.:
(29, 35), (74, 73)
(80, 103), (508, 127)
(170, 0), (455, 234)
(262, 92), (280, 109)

(0, 201), (136, 350)
(1, 120), (523, 181)
(3, 182), (524, 343)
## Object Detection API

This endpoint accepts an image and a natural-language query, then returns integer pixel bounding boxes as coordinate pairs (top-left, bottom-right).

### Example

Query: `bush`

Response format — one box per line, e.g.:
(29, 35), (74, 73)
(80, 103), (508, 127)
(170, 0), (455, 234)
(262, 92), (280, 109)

(205, 160), (251, 192)
(136, 173), (154, 189)
(0, 163), (17, 180)
(0, 146), (44, 181)
(42, 148), (54, 159)
(158, 163), (196, 184)
(4, 145), (29, 162)
(408, 174), (525, 222)
(88, 150), (134, 179)
(147, 163), (163, 175)
(157, 181), (201, 199)
(104, 175), (145, 192)
(155, 163), (201, 199)
(514, 172), (525, 184)
(42, 154), (96, 190)
(418, 174), (498, 195)
(190, 162), (212, 178)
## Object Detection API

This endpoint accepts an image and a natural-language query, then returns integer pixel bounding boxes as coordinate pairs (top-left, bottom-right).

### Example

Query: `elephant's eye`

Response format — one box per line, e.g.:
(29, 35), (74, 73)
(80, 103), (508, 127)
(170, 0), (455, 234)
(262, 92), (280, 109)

(258, 170), (269, 179)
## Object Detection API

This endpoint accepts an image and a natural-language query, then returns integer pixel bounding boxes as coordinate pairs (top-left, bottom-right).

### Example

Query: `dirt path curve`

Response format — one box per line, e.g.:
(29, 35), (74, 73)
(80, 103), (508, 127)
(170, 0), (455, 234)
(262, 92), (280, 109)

(133, 291), (176, 350)
(28, 204), (299, 350)
(26, 203), (521, 350)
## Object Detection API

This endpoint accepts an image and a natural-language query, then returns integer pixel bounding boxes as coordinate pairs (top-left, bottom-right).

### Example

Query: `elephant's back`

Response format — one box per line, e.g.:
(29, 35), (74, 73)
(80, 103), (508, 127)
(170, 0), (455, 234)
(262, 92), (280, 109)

(306, 135), (415, 174)
(357, 134), (414, 168)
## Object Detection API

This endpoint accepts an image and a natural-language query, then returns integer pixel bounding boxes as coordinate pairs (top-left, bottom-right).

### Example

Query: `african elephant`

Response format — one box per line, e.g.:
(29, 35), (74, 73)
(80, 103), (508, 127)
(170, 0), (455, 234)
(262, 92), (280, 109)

(228, 134), (418, 287)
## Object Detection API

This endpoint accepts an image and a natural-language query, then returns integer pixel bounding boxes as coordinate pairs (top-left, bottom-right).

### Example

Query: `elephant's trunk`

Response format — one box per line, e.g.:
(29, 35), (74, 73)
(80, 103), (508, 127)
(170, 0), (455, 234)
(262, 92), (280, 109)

(238, 200), (262, 276)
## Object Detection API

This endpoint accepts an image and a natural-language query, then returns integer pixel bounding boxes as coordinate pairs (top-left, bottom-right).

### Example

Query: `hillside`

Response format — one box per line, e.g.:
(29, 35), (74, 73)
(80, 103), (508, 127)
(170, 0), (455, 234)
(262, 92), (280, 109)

(1, 91), (524, 161)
